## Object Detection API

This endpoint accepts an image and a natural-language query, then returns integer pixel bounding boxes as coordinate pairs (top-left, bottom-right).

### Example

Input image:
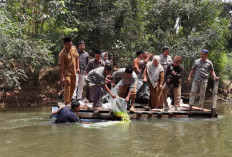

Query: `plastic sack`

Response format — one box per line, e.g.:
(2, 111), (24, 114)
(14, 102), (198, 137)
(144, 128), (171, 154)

(102, 83), (128, 118)
(112, 97), (127, 117)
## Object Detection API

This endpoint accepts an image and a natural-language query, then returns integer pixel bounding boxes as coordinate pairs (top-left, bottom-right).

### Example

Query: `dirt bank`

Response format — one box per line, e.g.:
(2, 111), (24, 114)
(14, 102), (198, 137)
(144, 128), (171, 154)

(0, 67), (230, 109)
(0, 67), (62, 109)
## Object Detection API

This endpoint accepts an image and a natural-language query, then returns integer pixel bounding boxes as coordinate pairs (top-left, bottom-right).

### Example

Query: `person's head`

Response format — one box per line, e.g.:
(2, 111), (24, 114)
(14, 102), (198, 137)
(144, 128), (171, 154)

(63, 37), (72, 51)
(162, 46), (170, 57)
(78, 41), (85, 52)
(102, 52), (108, 61)
(173, 55), (181, 67)
(94, 50), (102, 62)
(71, 100), (81, 112)
(136, 50), (144, 59)
(152, 55), (160, 66)
(143, 51), (149, 59)
(200, 49), (208, 61)
(104, 62), (112, 75)
(124, 66), (133, 78)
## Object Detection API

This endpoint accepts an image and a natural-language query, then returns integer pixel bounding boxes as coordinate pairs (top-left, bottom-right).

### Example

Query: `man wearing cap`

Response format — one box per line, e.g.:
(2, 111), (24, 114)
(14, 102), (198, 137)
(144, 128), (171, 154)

(59, 37), (80, 106)
(133, 50), (144, 76)
(55, 100), (82, 123)
(72, 41), (89, 100)
(188, 49), (219, 110)
(85, 63), (116, 110)
(112, 66), (137, 111)
(160, 46), (172, 74)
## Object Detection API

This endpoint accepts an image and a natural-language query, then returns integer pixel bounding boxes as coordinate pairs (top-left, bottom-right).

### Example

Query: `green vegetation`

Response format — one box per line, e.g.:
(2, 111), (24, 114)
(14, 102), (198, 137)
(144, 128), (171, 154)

(0, 0), (232, 89)
(113, 111), (130, 122)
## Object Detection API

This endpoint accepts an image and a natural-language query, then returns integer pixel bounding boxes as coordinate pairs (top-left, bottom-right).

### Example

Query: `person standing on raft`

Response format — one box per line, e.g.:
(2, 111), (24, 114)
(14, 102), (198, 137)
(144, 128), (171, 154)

(58, 37), (80, 106)
(188, 49), (219, 110)
(143, 56), (164, 109)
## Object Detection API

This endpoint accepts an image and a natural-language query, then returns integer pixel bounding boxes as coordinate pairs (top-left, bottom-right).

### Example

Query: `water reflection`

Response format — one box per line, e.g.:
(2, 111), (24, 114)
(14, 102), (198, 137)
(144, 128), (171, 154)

(0, 103), (232, 156)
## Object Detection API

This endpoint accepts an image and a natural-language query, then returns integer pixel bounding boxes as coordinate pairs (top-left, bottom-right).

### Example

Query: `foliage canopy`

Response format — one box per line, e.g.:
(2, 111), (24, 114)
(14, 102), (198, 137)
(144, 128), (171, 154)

(0, 0), (232, 89)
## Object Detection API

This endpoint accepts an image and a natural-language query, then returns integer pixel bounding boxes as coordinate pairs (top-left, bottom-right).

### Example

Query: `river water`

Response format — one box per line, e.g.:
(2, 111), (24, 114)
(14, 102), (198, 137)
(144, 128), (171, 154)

(0, 103), (232, 157)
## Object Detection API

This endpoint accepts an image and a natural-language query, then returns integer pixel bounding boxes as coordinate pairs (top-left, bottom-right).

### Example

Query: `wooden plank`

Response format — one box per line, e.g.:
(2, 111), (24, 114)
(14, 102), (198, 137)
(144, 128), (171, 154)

(211, 80), (219, 117)
(77, 107), (216, 120)
(173, 115), (188, 118)
(180, 104), (210, 112)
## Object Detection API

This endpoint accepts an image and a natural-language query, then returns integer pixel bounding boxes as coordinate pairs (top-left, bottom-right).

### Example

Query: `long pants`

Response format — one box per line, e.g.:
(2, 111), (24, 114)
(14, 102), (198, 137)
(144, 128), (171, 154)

(64, 75), (76, 103)
(77, 74), (85, 99)
(72, 74), (79, 100)
(72, 74), (85, 100)
(93, 86), (105, 107)
(189, 81), (207, 106)
(162, 83), (181, 107)
(89, 86), (95, 102)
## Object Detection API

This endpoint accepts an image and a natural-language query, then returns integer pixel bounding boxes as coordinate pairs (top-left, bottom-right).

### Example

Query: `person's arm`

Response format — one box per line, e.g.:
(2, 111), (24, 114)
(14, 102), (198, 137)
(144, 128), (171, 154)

(103, 84), (116, 98)
(126, 90), (132, 102)
(58, 89), (64, 96)
(188, 69), (195, 83)
(211, 70), (219, 80)
(165, 66), (172, 82)
(59, 65), (65, 83)
(85, 61), (91, 75)
(144, 54), (153, 64)
(133, 58), (140, 75)
(68, 113), (82, 123)
(58, 53), (65, 83)
(173, 65), (184, 80)
(76, 53), (80, 74)
(159, 71), (164, 89)
(143, 67), (148, 82)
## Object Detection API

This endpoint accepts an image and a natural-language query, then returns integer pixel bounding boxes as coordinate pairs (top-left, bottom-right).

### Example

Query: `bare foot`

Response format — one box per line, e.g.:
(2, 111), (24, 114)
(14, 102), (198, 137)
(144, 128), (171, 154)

(164, 107), (169, 111)
(93, 107), (102, 110)
(199, 106), (204, 111)
(80, 105), (88, 109)
(130, 106), (135, 112)
(188, 105), (192, 111)
(175, 106), (177, 111)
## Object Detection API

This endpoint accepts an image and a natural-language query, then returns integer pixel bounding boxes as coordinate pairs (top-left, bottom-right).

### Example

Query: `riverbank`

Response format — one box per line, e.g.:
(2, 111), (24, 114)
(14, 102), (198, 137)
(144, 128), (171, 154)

(0, 67), (230, 109)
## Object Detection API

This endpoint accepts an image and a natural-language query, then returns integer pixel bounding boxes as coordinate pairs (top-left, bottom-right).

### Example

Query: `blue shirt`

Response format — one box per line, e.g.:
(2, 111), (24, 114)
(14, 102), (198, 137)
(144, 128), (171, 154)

(55, 107), (81, 123)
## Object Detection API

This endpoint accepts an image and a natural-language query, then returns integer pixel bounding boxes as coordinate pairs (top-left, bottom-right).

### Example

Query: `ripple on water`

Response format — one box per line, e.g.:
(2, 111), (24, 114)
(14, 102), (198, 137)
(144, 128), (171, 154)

(81, 121), (124, 128)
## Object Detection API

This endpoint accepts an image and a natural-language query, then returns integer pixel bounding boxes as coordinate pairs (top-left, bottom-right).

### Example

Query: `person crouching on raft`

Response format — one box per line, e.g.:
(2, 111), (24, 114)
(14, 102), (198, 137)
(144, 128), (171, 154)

(84, 63), (116, 110)
(112, 66), (137, 112)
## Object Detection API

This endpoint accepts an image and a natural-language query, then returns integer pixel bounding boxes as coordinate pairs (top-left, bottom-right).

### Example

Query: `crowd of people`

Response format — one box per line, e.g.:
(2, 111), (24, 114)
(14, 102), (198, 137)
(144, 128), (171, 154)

(55, 37), (219, 123)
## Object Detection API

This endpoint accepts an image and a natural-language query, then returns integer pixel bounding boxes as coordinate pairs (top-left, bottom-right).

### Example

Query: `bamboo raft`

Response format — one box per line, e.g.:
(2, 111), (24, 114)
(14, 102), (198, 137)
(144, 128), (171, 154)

(77, 80), (219, 120)
(77, 104), (217, 120)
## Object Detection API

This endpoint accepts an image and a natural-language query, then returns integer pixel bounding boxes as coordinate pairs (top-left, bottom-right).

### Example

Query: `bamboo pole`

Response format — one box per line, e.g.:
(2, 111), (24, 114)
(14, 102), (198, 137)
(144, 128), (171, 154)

(211, 80), (219, 117)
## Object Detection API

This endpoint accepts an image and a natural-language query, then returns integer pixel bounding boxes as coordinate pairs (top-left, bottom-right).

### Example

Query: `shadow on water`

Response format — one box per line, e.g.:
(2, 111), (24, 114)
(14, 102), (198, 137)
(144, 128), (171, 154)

(0, 102), (232, 156)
